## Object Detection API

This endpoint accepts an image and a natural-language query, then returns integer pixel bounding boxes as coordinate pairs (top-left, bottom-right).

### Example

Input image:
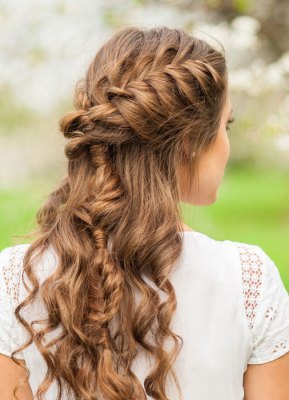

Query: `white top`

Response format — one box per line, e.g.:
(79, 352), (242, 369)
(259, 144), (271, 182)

(1, 230), (289, 399)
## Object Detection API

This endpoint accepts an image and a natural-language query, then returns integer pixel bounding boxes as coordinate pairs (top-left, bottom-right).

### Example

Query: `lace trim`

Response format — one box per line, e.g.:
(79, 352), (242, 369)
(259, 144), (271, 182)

(239, 244), (289, 360)
(271, 338), (288, 354)
(2, 245), (26, 309)
(238, 244), (263, 331)
(265, 305), (278, 322)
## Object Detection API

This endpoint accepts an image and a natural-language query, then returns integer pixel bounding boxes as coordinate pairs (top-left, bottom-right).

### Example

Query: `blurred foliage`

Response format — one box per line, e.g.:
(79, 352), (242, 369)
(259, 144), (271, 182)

(154, 0), (288, 55)
(54, 0), (67, 15)
(0, 85), (36, 135)
(102, 8), (123, 29)
(132, 0), (148, 5)
(206, 0), (253, 13)
(233, 0), (252, 13)
(27, 46), (47, 67)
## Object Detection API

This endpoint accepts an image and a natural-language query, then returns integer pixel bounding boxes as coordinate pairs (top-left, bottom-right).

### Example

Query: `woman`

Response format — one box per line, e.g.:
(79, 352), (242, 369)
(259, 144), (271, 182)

(0, 26), (289, 400)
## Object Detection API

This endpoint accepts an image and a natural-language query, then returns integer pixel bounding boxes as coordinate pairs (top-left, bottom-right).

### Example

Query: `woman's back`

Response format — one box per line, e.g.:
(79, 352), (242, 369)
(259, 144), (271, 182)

(1, 25), (289, 400)
(1, 230), (289, 399)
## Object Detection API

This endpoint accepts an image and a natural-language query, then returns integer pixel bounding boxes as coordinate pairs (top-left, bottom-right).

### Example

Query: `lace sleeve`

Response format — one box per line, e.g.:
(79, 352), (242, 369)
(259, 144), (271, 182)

(0, 245), (27, 359)
(238, 243), (289, 364)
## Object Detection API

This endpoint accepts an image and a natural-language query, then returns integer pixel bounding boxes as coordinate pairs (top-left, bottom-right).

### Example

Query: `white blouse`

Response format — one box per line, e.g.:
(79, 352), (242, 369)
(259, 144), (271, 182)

(1, 230), (289, 399)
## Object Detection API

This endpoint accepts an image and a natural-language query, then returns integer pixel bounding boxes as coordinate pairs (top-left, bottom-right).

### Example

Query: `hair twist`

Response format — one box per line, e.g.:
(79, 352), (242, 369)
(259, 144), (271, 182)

(13, 26), (228, 400)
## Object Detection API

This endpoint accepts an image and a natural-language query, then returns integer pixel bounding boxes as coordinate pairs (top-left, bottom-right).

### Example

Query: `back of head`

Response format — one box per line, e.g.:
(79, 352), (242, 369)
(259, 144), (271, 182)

(15, 26), (228, 400)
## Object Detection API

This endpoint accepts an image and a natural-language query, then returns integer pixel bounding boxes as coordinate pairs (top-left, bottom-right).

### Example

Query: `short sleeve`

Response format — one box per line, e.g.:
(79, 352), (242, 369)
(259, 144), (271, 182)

(0, 245), (26, 359)
(237, 242), (289, 364)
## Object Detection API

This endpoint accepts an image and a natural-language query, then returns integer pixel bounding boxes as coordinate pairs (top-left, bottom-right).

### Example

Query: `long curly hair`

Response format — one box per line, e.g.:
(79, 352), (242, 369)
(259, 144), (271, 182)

(11, 26), (228, 400)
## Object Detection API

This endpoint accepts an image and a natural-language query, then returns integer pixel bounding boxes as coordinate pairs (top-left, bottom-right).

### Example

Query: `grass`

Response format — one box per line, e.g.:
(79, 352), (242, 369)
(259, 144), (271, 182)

(0, 179), (52, 247)
(1, 165), (289, 290)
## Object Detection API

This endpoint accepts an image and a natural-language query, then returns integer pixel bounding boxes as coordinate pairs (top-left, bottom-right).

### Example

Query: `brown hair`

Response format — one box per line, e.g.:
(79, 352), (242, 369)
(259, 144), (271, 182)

(12, 26), (228, 400)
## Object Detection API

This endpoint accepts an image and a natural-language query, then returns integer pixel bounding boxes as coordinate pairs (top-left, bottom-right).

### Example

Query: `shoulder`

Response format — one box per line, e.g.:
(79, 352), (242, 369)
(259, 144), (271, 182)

(0, 244), (31, 309)
(0, 243), (31, 275)
(190, 230), (282, 293)
(182, 230), (265, 287)
(188, 231), (289, 364)
(183, 231), (281, 312)
(0, 243), (31, 266)
(185, 230), (267, 270)
(0, 244), (31, 360)
(0, 242), (57, 360)
(0, 242), (58, 289)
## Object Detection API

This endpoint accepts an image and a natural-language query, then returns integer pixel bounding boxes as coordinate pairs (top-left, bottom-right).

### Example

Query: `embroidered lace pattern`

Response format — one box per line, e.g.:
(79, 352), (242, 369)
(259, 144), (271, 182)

(238, 243), (289, 361)
(2, 245), (26, 310)
(238, 244), (263, 331)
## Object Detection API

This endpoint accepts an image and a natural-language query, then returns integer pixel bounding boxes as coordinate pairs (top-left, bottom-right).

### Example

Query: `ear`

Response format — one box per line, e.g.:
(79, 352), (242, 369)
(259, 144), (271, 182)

(181, 134), (190, 161)
(182, 134), (197, 163)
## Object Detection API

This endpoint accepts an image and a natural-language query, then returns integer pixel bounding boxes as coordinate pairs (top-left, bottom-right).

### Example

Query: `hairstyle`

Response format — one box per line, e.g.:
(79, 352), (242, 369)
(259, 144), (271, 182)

(12, 25), (228, 400)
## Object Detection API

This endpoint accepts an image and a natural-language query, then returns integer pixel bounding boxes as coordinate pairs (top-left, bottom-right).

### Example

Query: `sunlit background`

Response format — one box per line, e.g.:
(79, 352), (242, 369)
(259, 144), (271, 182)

(0, 0), (288, 288)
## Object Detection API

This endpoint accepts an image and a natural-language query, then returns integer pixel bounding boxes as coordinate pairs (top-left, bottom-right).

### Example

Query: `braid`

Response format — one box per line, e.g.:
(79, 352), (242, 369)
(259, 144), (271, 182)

(13, 26), (228, 400)
(61, 41), (225, 149)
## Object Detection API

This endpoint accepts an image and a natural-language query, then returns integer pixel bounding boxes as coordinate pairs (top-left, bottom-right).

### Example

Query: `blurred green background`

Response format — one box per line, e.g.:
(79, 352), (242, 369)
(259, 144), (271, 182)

(0, 0), (288, 290)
